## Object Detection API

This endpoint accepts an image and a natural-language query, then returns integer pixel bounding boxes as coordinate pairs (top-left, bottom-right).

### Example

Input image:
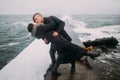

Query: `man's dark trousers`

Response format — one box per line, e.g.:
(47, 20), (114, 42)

(49, 43), (57, 65)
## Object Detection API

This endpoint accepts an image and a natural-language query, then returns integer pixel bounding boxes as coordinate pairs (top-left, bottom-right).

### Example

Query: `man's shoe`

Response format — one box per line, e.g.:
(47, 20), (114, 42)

(52, 72), (61, 76)
(70, 68), (75, 74)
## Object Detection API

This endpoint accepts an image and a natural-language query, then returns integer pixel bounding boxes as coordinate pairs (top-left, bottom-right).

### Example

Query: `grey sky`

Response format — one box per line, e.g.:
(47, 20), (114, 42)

(0, 0), (120, 15)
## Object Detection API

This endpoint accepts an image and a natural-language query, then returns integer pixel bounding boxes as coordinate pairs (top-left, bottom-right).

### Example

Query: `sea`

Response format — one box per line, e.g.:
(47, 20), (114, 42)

(0, 15), (120, 80)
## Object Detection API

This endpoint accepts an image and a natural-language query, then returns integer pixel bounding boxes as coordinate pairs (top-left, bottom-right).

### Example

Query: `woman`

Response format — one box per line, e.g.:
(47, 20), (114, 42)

(27, 23), (100, 75)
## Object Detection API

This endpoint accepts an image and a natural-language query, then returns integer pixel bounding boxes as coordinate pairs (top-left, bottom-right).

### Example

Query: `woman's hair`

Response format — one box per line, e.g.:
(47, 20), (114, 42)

(27, 23), (33, 32)
(33, 13), (43, 22)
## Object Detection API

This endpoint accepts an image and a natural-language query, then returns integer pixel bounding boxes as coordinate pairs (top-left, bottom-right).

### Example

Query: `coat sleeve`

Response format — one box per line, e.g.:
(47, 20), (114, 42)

(44, 17), (57, 32)
(51, 16), (65, 33)
(36, 24), (54, 34)
(44, 24), (56, 32)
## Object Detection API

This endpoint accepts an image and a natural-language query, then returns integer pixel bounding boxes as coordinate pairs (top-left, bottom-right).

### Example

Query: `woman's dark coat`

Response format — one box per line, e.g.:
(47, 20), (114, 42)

(33, 23), (87, 64)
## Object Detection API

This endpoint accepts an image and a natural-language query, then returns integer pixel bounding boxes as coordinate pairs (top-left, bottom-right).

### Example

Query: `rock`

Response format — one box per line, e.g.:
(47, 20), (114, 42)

(44, 60), (99, 80)
(83, 37), (119, 48)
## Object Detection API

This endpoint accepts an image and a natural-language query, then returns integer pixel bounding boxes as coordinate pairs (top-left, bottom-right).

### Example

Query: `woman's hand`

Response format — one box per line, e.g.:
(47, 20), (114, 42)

(43, 38), (49, 44)
(53, 31), (59, 36)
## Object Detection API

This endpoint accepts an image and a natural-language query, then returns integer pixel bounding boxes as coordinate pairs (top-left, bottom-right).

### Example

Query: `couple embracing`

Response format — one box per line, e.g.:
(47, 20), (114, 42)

(27, 13), (100, 76)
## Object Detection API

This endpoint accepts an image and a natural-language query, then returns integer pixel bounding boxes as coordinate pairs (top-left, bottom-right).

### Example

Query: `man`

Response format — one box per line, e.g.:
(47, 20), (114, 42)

(32, 13), (72, 70)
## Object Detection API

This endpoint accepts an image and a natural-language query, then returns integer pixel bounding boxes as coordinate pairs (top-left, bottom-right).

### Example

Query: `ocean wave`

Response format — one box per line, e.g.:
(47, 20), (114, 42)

(16, 34), (33, 41)
(0, 45), (6, 48)
(111, 52), (120, 59)
(7, 42), (19, 46)
(96, 51), (120, 64)
(74, 24), (120, 40)
(61, 15), (87, 27)
(61, 15), (120, 42)
(0, 42), (19, 48)
(12, 21), (28, 26)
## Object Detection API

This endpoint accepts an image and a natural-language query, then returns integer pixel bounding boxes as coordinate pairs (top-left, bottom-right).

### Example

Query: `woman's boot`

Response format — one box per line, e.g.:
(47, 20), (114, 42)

(86, 51), (100, 60)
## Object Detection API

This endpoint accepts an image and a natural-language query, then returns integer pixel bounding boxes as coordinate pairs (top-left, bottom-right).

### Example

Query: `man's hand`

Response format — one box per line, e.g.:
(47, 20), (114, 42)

(43, 38), (49, 44)
(53, 31), (59, 36)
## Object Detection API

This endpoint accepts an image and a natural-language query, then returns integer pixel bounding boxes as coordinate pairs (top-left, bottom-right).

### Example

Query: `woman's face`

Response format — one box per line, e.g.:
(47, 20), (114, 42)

(34, 14), (44, 23)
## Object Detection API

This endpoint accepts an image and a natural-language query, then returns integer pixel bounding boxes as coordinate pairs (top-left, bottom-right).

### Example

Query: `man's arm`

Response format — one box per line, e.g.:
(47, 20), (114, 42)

(43, 17), (57, 32)
(51, 16), (72, 41)
(50, 16), (65, 33)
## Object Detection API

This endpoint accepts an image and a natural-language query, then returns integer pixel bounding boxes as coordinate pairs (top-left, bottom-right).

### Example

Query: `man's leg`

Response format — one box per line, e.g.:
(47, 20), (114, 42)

(49, 43), (56, 70)
(70, 61), (75, 74)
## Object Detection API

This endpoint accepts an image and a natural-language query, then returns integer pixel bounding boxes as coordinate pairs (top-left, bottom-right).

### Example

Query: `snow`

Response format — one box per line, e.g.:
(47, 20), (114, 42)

(0, 39), (51, 80)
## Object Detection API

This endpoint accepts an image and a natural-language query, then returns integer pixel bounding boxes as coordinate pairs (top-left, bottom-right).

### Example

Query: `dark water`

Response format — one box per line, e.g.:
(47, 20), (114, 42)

(72, 15), (120, 28)
(0, 15), (34, 69)
(0, 15), (120, 80)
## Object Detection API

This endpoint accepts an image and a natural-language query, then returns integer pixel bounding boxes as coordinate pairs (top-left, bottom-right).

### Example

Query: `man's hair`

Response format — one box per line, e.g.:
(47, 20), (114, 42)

(33, 13), (43, 22)
(27, 23), (33, 32)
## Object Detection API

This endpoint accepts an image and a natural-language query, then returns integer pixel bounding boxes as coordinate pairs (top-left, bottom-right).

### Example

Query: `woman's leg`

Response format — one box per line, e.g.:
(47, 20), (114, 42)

(86, 51), (100, 59)
(76, 45), (100, 60)
(52, 62), (61, 75)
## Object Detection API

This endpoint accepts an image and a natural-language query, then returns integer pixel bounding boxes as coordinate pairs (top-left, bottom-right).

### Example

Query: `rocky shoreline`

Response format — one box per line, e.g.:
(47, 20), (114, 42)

(44, 37), (120, 80)
(90, 45), (120, 80)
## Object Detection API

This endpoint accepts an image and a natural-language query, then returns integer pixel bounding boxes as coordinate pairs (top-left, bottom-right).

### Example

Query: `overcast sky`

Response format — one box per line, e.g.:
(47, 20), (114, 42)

(0, 0), (120, 15)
